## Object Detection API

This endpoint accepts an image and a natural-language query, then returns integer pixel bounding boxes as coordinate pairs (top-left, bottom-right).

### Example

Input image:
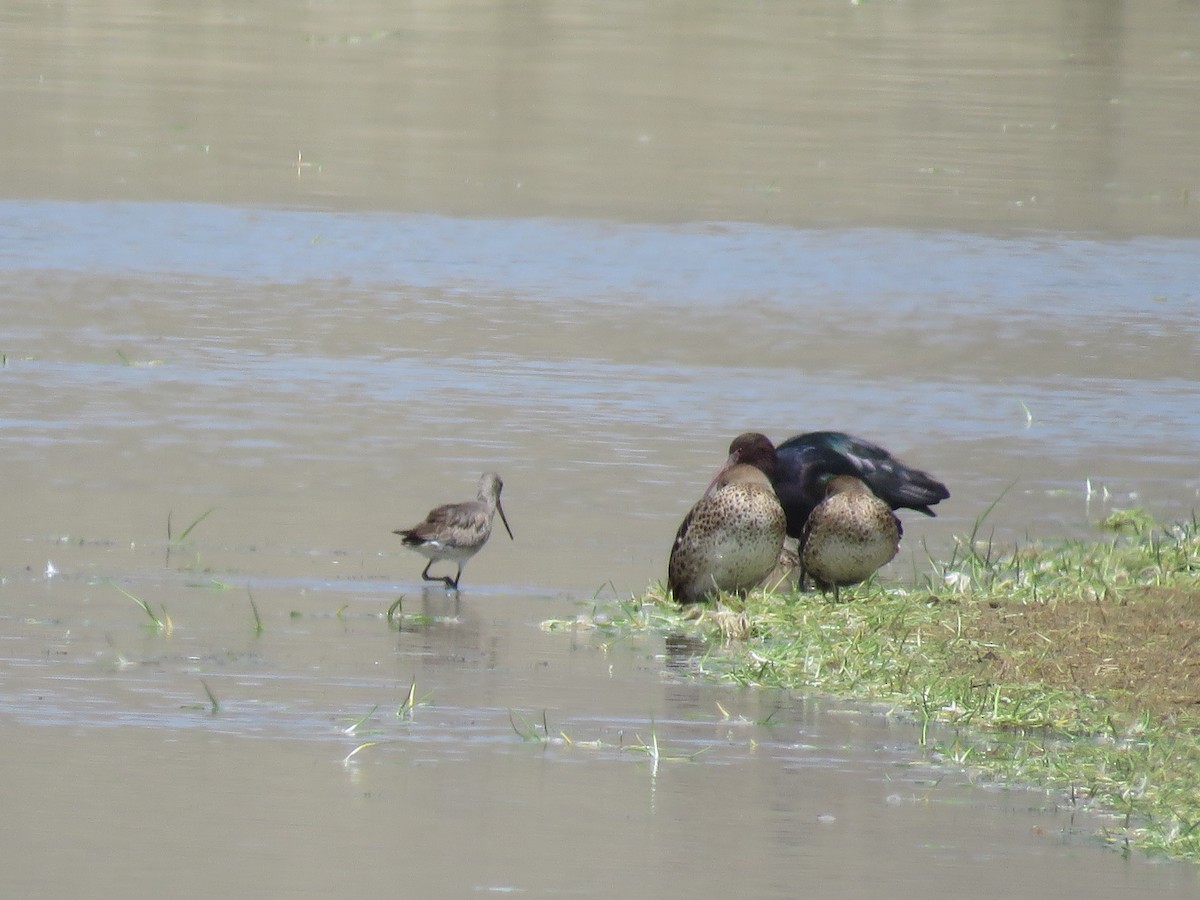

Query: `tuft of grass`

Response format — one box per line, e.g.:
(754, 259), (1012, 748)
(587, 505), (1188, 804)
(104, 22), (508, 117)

(509, 708), (559, 744)
(395, 677), (432, 720)
(547, 511), (1200, 863)
(112, 583), (172, 635)
(167, 507), (216, 545)
(165, 507), (216, 568)
(386, 595), (403, 625)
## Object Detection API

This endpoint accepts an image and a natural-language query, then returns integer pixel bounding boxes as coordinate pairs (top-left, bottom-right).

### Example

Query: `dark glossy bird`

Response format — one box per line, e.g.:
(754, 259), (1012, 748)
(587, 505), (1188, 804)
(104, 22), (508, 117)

(668, 433), (787, 605)
(394, 472), (514, 589)
(771, 431), (948, 539)
(799, 475), (901, 601)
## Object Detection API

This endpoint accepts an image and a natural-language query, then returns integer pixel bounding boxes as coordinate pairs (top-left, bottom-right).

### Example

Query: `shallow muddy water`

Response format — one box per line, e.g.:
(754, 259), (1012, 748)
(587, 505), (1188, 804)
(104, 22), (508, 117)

(3, 0), (1200, 895)
(3, 574), (1197, 897)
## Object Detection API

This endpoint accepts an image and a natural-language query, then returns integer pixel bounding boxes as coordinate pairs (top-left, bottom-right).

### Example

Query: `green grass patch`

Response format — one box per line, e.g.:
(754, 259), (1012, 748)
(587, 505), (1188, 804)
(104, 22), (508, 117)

(546, 510), (1200, 862)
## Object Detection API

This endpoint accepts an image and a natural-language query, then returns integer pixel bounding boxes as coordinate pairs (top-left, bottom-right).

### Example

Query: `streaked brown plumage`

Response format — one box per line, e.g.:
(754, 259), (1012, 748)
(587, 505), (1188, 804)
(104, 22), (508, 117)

(668, 433), (787, 605)
(394, 472), (513, 589)
(799, 475), (900, 600)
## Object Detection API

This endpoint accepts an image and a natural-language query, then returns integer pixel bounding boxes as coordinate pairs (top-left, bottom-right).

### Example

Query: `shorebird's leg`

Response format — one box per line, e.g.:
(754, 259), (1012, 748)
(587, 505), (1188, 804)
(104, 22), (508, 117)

(420, 561), (441, 583)
(448, 564), (470, 592)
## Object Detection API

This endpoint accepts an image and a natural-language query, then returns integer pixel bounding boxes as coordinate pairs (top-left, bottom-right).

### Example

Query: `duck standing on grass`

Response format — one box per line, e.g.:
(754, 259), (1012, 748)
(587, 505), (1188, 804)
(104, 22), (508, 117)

(668, 433), (787, 605)
(394, 472), (513, 590)
(799, 475), (901, 601)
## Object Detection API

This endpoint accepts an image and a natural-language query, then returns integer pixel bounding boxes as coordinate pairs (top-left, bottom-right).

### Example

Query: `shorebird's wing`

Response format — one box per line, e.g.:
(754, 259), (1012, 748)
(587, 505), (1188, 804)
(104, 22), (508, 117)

(402, 501), (486, 546)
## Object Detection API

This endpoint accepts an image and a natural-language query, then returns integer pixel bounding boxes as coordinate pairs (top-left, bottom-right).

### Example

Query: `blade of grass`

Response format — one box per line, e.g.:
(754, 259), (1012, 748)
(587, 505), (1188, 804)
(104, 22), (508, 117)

(112, 583), (164, 631)
(169, 506), (216, 544)
(343, 704), (379, 736)
(249, 592), (264, 635)
(199, 679), (219, 715)
(386, 595), (404, 625)
(343, 741), (379, 764)
(396, 678), (418, 719)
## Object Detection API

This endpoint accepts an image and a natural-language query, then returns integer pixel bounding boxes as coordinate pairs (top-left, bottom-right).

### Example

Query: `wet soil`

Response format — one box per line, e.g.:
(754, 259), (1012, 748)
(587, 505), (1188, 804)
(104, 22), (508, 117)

(974, 585), (1200, 724)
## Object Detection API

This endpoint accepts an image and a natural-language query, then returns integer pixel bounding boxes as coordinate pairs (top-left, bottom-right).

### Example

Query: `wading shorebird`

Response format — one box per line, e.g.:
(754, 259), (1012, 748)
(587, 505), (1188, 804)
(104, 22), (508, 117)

(668, 433), (787, 605)
(771, 431), (948, 539)
(394, 472), (513, 590)
(799, 474), (901, 601)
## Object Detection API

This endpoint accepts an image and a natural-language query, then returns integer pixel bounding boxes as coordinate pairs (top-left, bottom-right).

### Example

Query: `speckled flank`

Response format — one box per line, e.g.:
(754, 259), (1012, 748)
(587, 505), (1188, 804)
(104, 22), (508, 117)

(394, 472), (514, 589)
(668, 433), (787, 605)
(800, 475), (901, 597)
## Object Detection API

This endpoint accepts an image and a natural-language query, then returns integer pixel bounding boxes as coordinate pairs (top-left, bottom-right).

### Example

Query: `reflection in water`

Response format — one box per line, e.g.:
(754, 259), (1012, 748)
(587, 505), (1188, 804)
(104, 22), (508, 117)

(663, 631), (708, 671)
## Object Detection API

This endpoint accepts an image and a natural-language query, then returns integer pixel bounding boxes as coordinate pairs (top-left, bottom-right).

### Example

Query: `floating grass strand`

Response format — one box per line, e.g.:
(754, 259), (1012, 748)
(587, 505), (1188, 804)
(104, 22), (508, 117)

(620, 723), (708, 764)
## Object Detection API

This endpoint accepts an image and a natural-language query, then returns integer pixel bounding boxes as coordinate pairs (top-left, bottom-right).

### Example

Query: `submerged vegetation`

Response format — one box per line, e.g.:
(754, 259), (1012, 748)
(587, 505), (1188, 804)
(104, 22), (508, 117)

(547, 509), (1200, 862)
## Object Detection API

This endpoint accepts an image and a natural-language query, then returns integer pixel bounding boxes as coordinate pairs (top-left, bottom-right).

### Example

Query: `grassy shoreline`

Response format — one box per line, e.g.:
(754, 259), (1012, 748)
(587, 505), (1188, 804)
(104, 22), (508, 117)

(549, 509), (1200, 862)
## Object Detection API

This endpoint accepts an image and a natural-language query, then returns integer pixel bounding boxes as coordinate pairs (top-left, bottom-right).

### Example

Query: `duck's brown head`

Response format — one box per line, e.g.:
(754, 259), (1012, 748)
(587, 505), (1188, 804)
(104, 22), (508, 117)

(726, 432), (778, 479)
(705, 432), (779, 494)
